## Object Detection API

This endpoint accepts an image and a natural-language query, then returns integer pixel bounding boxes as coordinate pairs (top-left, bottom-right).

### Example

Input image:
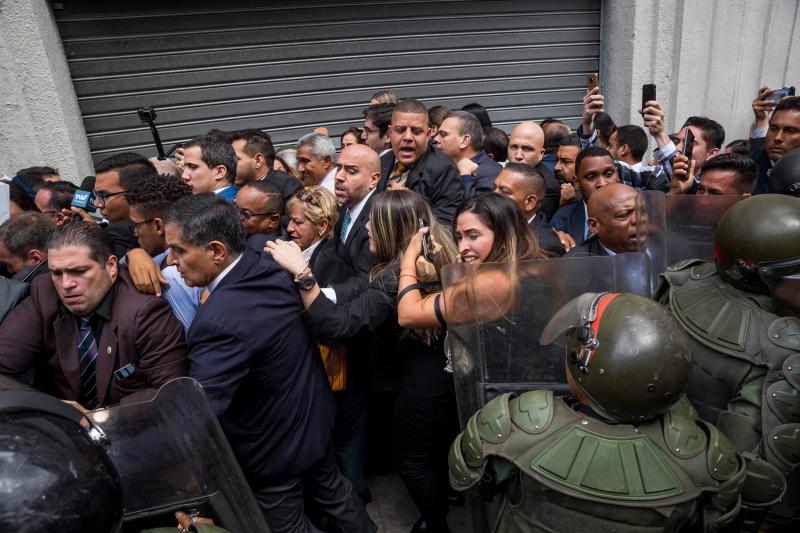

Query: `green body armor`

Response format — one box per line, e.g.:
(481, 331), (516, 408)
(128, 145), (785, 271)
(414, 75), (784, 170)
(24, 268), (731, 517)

(657, 259), (800, 522)
(449, 390), (746, 533)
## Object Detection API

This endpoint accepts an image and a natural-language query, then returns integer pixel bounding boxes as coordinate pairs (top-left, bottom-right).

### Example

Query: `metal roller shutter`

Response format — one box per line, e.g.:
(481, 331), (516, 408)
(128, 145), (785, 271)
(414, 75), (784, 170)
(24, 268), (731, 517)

(53, 0), (601, 165)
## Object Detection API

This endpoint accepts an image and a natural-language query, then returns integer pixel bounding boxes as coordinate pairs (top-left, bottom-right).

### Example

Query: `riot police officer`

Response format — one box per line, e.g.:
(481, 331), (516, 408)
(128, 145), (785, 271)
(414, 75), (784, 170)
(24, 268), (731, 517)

(448, 293), (745, 532)
(657, 193), (800, 527)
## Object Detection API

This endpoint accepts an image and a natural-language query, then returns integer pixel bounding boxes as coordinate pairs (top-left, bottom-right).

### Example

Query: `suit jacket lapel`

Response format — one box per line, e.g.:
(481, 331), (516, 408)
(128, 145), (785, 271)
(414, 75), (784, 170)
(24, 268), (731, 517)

(53, 314), (81, 399)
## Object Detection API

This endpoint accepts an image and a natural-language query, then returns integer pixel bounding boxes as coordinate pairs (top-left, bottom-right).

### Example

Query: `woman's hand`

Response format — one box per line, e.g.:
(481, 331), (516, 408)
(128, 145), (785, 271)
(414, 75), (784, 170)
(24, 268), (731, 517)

(402, 227), (428, 269)
(265, 239), (307, 277)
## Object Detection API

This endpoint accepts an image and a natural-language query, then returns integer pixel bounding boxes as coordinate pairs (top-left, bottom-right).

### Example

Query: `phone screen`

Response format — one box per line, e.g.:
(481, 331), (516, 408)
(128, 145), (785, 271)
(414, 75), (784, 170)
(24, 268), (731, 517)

(642, 84), (657, 110)
(683, 128), (695, 163)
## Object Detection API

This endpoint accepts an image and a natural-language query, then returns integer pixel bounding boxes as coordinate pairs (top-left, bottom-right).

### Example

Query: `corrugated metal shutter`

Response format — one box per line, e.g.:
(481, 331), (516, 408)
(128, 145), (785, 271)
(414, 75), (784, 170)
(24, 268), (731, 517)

(53, 0), (601, 165)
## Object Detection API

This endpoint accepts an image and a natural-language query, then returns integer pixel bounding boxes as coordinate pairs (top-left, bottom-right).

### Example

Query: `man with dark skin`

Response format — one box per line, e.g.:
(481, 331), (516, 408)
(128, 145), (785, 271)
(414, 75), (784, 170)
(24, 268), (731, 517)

(565, 183), (638, 257)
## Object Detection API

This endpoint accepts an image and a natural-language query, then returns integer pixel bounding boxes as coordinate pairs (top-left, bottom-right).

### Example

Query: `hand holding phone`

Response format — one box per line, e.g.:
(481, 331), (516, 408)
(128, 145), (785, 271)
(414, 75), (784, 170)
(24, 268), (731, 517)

(587, 73), (599, 93)
(642, 84), (657, 111)
(682, 128), (695, 164)
(419, 218), (434, 262)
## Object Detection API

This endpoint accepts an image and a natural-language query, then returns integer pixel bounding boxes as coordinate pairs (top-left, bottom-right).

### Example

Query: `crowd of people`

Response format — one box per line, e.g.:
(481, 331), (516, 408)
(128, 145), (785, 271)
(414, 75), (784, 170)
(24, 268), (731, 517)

(1, 83), (799, 533)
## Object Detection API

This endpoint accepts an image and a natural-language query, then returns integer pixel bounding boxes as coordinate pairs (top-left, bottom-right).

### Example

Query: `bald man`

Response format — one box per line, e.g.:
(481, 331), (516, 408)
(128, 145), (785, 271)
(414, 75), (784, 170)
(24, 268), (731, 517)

(378, 98), (464, 225)
(565, 183), (638, 257)
(332, 144), (380, 303)
(507, 121), (561, 220)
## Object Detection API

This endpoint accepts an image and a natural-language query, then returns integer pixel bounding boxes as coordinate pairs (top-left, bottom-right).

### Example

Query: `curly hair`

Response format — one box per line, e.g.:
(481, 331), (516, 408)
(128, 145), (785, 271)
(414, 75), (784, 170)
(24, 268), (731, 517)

(125, 172), (193, 219)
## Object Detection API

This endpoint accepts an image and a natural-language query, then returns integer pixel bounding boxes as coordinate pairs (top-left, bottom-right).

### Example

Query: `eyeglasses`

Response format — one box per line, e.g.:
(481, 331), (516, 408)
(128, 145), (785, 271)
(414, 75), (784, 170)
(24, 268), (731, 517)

(362, 125), (378, 135)
(94, 190), (128, 203)
(294, 188), (319, 206)
(131, 218), (155, 236)
(237, 208), (277, 220)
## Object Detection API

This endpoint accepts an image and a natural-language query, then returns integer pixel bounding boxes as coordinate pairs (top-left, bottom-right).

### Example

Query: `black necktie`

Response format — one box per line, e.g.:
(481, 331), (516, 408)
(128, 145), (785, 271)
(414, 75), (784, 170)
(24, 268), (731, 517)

(77, 316), (99, 409)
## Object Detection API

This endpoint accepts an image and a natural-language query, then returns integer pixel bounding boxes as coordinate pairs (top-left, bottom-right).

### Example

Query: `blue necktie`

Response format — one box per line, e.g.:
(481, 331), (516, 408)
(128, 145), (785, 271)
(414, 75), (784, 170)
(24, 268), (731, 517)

(340, 210), (352, 244)
(77, 316), (99, 409)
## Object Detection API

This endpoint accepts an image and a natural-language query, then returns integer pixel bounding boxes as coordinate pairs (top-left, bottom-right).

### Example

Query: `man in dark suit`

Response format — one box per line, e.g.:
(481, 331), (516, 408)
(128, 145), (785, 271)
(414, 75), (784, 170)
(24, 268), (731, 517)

(507, 121), (561, 220)
(493, 163), (566, 257)
(232, 181), (288, 252)
(551, 146), (621, 246)
(565, 183), (638, 258)
(436, 110), (502, 198)
(231, 129), (301, 199)
(378, 99), (464, 226)
(163, 194), (374, 532)
(750, 96), (800, 194)
(331, 144), (380, 303)
(0, 222), (187, 408)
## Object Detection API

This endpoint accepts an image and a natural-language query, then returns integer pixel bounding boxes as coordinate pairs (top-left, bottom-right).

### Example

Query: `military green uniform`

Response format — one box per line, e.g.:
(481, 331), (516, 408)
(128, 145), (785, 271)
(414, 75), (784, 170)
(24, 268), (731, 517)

(449, 390), (745, 532)
(657, 259), (799, 519)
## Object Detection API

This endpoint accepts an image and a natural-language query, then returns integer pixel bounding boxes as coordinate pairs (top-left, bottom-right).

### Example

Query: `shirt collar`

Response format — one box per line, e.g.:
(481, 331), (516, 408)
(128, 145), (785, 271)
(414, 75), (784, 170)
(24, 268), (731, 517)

(302, 239), (323, 263)
(346, 188), (375, 226)
(319, 168), (336, 191)
(599, 240), (618, 256)
(207, 254), (243, 294)
(78, 282), (114, 322)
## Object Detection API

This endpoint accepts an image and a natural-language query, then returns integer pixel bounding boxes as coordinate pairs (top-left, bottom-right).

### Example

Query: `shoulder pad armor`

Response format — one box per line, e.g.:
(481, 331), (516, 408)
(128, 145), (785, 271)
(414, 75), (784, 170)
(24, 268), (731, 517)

(449, 434), (483, 490)
(663, 410), (707, 459)
(461, 413), (485, 468)
(509, 390), (553, 435)
(530, 425), (687, 501)
(671, 283), (755, 355)
(766, 380), (800, 425)
(666, 258), (707, 272)
(767, 317), (800, 351)
(765, 423), (800, 472)
(739, 457), (786, 508)
(668, 395), (699, 419)
(701, 420), (740, 482)
(478, 393), (512, 444)
(688, 261), (717, 279)
(784, 353), (800, 391)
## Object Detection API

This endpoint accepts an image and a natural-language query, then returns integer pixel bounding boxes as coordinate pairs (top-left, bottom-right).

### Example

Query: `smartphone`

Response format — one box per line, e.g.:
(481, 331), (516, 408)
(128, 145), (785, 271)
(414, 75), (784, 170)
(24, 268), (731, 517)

(683, 128), (695, 163)
(642, 84), (657, 110)
(587, 72), (599, 93)
(765, 86), (797, 103)
(419, 218), (434, 262)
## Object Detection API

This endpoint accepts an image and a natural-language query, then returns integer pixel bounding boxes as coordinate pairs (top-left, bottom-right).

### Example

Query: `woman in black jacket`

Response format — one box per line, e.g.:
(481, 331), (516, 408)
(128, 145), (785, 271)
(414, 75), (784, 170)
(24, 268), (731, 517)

(267, 189), (458, 533)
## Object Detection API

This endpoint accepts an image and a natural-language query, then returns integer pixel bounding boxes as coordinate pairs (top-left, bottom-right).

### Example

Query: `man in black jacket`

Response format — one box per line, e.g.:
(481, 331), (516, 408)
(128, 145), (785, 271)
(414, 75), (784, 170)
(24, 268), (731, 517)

(164, 193), (374, 533)
(378, 99), (464, 226)
(565, 183), (638, 258)
(231, 129), (301, 199)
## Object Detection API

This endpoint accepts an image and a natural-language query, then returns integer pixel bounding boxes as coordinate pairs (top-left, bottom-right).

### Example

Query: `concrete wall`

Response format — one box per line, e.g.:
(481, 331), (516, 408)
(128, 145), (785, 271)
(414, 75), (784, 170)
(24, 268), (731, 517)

(0, 0), (92, 181)
(602, 0), (800, 146)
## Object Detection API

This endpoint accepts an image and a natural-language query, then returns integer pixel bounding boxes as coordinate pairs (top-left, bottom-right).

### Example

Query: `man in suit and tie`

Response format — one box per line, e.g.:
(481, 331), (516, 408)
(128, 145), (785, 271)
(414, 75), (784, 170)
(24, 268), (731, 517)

(378, 99), (464, 226)
(0, 222), (187, 408)
(565, 183), (639, 258)
(231, 129), (301, 200)
(331, 144), (381, 303)
(163, 193), (374, 532)
(507, 121), (562, 220)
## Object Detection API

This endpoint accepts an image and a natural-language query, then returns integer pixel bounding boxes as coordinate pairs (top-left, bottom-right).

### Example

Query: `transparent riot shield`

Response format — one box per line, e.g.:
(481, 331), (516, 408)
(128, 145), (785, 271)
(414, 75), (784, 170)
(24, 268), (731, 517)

(442, 252), (652, 428)
(636, 191), (744, 290)
(87, 377), (269, 533)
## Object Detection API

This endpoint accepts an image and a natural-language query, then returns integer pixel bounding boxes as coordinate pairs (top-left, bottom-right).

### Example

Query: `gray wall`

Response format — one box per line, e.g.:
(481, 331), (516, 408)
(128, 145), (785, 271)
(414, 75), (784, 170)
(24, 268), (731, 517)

(602, 0), (800, 146)
(0, 0), (92, 181)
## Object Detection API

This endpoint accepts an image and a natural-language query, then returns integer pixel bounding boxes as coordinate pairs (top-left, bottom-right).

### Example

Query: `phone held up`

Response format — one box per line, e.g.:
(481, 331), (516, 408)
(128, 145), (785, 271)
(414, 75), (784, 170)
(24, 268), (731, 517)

(683, 128), (695, 164)
(642, 84), (657, 111)
(419, 218), (434, 263)
(587, 72), (599, 93)
(766, 86), (796, 103)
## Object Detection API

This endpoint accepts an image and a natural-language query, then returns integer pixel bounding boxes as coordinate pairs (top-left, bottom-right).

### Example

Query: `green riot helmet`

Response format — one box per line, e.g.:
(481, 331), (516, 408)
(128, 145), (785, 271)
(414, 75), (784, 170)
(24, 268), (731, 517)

(713, 194), (800, 295)
(769, 147), (800, 196)
(541, 293), (691, 424)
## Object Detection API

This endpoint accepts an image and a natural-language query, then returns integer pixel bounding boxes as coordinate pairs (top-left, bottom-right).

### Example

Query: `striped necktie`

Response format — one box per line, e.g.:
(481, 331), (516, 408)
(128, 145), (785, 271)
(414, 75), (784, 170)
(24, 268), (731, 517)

(340, 209), (352, 244)
(77, 316), (99, 409)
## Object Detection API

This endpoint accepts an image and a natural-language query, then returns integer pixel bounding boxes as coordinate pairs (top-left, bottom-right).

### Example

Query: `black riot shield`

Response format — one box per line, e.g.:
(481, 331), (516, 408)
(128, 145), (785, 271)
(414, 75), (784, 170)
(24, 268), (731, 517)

(87, 377), (269, 533)
(636, 191), (744, 290)
(441, 253), (652, 428)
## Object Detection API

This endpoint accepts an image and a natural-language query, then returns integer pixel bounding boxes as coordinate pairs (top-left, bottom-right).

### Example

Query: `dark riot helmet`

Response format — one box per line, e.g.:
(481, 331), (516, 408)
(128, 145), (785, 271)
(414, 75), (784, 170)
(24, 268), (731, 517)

(713, 194), (800, 314)
(769, 148), (800, 197)
(0, 376), (123, 533)
(541, 293), (692, 424)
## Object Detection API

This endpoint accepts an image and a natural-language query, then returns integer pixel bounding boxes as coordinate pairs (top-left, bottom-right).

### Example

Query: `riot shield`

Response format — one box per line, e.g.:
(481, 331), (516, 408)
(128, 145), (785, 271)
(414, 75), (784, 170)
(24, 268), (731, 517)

(87, 377), (269, 533)
(636, 191), (743, 290)
(442, 252), (651, 428)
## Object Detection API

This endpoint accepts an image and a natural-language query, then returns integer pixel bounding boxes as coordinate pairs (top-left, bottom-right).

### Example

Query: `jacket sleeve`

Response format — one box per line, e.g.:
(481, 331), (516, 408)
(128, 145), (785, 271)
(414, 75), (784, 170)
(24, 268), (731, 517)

(0, 286), (42, 379)
(304, 284), (393, 345)
(428, 163), (464, 227)
(186, 319), (251, 418)
(125, 297), (188, 404)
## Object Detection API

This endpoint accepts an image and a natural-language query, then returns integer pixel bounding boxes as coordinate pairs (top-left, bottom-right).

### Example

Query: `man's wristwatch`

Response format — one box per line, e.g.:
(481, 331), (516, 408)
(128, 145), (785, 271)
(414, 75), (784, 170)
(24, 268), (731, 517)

(293, 266), (317, 291)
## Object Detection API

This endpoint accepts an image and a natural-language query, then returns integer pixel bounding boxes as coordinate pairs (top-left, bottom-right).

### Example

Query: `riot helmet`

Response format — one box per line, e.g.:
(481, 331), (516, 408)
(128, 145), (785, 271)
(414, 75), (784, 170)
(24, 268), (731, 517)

(769, 147), (800, 196)
(713, 194), (800, 301)
(0, 376), (123, 533)
(541, 293), (691, 424)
